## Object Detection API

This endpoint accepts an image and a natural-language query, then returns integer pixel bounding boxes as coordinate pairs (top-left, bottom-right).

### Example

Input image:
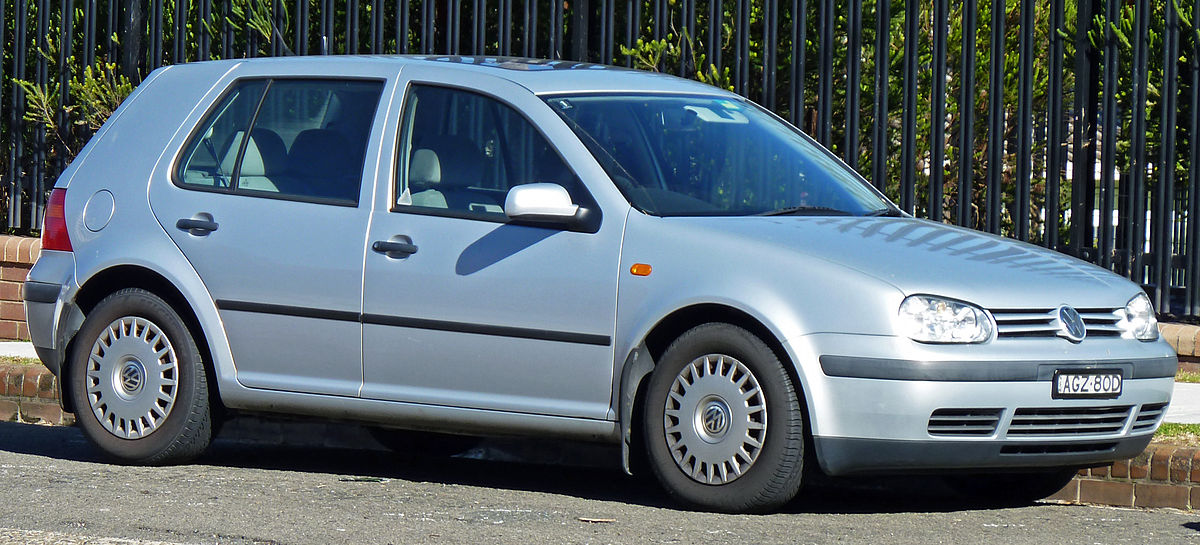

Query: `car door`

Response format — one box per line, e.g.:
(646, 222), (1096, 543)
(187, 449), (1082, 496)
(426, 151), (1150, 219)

(149, 69), (392, 397)
(361, 67), (621, 419)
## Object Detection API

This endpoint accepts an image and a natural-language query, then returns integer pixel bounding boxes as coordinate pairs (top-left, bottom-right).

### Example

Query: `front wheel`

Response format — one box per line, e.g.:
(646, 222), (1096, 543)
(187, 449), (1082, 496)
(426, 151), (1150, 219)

(68, 288), (212, 464)
(642, 323), (806, 512)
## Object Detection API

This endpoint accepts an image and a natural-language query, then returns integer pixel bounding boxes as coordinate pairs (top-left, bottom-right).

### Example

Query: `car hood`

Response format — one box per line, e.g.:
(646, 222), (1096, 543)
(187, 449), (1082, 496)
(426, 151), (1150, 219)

(685, 215), (1135, 310)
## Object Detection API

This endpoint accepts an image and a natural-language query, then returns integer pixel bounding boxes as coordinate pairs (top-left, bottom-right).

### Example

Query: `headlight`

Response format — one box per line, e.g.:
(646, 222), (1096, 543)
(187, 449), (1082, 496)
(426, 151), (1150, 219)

(1118, 293), (1158, 341)
(898, 295), (994, 343)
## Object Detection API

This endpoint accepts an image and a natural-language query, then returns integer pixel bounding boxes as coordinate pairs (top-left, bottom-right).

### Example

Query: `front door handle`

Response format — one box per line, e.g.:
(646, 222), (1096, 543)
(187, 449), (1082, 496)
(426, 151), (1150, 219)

(176, 217), (219, 234)
(372, 239), (418, 256)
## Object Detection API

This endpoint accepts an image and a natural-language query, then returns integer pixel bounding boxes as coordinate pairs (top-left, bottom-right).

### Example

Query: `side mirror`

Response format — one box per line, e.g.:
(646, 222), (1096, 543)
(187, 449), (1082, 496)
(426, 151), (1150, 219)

(504, 183), (580, 221)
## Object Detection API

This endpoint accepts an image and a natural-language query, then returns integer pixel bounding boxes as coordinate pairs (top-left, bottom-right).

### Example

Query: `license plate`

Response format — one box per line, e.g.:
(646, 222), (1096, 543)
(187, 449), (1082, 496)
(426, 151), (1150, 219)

(1052, 370), (1123, 399)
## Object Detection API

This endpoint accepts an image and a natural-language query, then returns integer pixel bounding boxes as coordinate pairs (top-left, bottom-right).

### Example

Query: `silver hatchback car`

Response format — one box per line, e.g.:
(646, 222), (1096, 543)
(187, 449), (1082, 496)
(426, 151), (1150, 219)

(24, 55), (1175, 512)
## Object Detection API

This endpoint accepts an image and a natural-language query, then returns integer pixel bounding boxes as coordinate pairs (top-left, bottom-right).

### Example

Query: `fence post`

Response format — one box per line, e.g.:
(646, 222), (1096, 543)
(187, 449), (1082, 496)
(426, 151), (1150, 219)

(1070, 0), (1102, 261)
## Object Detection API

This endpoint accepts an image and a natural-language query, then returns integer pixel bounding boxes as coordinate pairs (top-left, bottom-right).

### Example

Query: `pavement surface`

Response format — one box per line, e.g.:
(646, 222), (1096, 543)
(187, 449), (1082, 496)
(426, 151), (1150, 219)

(0, 422), (1198, 545)
(1169, 383), (1200, 424)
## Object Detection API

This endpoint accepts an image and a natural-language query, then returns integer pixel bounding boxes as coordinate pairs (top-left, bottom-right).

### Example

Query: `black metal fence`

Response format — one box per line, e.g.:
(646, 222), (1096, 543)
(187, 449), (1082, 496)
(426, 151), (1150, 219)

(3, 0), (1200, 316)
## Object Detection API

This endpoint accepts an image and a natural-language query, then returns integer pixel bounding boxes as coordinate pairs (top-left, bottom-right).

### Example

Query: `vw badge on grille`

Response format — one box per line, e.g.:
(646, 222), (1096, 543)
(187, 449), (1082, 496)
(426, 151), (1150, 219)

(1056, 305), (1086, 343)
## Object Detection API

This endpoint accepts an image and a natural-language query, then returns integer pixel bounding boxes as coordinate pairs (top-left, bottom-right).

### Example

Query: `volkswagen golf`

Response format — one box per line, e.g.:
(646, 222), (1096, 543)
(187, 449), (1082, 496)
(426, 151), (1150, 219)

(24, 55), (1175, 512)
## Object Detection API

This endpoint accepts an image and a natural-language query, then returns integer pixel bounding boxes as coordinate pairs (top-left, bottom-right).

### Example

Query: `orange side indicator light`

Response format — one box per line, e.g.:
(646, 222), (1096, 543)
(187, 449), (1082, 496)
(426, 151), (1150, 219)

(630, 263), (653, 276)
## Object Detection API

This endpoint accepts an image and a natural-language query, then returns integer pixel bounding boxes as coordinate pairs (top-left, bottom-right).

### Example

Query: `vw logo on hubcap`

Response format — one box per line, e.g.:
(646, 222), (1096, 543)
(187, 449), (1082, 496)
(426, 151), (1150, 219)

(699, 399), (731, 439)
(1056, 305), (1086, 343)
(119, 361), (145, 395)
(703, 405), (728, 435)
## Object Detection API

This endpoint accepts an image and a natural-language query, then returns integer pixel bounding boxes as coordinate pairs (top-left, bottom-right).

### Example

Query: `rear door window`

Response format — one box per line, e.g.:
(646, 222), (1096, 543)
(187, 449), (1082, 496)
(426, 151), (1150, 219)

(175, 78), (384, 205)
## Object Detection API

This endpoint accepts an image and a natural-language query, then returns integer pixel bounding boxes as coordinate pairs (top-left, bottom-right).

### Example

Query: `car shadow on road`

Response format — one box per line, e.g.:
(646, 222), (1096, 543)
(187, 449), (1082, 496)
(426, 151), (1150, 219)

(0, 420), (1074, 515)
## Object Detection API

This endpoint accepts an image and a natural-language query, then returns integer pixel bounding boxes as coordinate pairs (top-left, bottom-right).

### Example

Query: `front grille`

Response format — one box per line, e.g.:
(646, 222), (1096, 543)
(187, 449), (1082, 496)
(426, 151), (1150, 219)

(1001, 442), (1118, 455)
(1131, 402), (1169, 432)
(990, 307), (1123, 339)
(928, 408), (1004, 436)
(1006, 405), (1132, 436)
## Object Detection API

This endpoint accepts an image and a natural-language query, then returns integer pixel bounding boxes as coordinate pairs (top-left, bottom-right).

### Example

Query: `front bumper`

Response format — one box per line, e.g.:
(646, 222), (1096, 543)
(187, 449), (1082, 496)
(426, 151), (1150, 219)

(789, 333), (1177, 476)
(814, 434), (1154, 475)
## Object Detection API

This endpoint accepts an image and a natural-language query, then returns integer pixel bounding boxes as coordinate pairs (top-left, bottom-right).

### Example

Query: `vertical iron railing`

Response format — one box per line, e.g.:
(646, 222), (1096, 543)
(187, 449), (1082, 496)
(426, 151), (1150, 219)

(0, 0), (1199, 316)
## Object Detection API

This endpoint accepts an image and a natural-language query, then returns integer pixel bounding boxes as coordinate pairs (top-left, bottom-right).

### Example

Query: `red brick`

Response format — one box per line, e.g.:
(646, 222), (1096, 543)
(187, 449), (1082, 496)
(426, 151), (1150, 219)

(1048, 478), (1080, 503)
(0, 281), (21, 302)
(1151, 447), (1173, 481)
(0, 265), (29, 282)
(3, 367), (20, 397)
(20, 367), (40, 397)
(1077, 468), (1090, 477)
(1091, 465), (1110, 478)
(0, 399), (17, 421)
(2, 237), (19, 263)
(1193, 486), (1200, 509)
(1171, 448), (1197, 483)
(17, 322), (29, 341)
(1110, 459), (1131, 479)
(36, 372), (54, 399)
(0, 301), (24, 321)
(17, 238), (34, 264)
(1130, 446), (1155, 480)
(1192, 451), (1200, 483)
(0, 366), (8, 396)
(1079, 479), (1134, 507)
(18, 400), (62, 425)
(0, 320), (19, 340)
(26, 240), (40, 264)
(1134, 482), (1191, 509)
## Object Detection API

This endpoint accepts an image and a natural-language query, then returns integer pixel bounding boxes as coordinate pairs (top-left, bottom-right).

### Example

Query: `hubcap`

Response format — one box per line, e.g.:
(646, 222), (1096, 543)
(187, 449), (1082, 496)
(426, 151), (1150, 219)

(663, 354), (767, 485)
(85, 316), (179, 439)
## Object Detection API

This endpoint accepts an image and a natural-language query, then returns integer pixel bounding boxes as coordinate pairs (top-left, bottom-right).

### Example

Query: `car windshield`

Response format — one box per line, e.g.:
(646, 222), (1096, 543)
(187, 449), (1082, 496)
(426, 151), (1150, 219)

(546, 94), (893, 217)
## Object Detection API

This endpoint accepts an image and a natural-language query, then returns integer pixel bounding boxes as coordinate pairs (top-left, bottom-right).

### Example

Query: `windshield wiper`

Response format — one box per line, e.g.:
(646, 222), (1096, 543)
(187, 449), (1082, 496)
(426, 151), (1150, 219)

(866, 207), (904, 217)
(758, 205), (854, 216)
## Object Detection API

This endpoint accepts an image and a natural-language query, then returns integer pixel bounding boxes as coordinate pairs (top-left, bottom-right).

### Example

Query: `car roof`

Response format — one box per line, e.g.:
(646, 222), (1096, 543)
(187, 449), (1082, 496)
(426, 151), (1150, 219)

(178, 54), (735, 97)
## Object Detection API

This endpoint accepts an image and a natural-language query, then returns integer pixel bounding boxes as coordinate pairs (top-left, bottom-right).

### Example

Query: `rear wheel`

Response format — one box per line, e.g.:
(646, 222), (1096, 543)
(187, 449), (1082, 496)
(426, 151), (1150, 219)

(643, 323), (805, 512)
(68, 288), (212, 464)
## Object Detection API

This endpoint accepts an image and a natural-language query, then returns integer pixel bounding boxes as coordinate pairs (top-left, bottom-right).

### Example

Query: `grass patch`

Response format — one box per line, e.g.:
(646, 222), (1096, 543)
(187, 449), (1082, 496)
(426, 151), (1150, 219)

(0, 355), (40, 366)
(1177, 370), (1200, 384)
(1154, 423), (1200, 446)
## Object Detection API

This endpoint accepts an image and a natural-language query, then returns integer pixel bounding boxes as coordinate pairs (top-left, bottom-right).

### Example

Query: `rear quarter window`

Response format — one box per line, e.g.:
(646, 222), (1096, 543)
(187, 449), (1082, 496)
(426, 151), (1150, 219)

(175, 78), (384, 206)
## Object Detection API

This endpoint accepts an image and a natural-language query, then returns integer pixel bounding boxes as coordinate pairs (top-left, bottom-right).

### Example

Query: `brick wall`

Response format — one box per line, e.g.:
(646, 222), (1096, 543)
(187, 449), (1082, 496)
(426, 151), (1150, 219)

(0, 363), (71, 425)
(0, 235), (40, 341)
(1051, 445), (1200, 509)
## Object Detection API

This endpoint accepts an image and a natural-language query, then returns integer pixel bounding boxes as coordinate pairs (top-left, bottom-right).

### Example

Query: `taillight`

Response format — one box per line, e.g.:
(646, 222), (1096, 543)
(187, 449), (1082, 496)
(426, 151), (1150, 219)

(42, 188), (72, 252)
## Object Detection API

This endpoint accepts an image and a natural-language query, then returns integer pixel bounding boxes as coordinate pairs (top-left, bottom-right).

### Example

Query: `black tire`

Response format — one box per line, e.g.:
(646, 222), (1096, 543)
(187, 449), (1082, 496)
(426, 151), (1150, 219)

(68, 288), (212, 464)
(642, 323), (805, 512)
(942, 467), (1079, 505)
(368, 427), (480, 458)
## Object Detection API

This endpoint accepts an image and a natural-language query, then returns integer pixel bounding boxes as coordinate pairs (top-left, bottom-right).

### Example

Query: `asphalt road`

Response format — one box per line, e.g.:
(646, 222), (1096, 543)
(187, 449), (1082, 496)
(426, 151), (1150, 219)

(0, 421), (1197, 545)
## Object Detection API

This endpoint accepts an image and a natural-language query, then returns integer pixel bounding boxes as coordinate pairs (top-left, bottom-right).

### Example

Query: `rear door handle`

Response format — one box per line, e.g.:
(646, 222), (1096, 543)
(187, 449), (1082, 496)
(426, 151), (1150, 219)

(176, 217), (219, 234)
(372, 239), (418, 256)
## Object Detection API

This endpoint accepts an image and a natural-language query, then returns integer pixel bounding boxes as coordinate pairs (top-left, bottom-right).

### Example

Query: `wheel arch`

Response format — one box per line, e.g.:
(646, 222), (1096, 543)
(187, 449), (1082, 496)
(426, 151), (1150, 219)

(617, 303), (810, 475)
(62, 265), (220, 416)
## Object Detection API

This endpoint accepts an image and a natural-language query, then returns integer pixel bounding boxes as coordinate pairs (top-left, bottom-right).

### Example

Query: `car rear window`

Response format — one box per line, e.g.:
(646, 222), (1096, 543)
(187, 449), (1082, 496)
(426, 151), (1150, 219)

(175, 78), (384, 206)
